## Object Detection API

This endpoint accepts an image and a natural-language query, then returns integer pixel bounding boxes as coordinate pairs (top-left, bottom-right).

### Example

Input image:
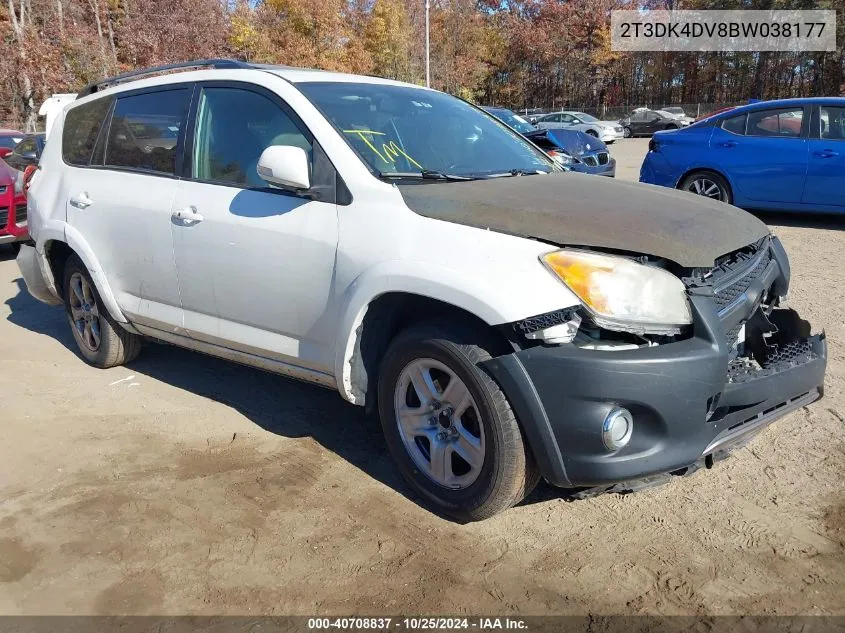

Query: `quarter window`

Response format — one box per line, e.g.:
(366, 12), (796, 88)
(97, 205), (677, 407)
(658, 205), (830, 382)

(747, 107), (803, 138)
(819, 106), (845, 140)
(192, 87), (312, 188)
(105, 89), (191, 175)
(721, 113), (747, 135)
(63, 98), (111, 166)
(14, 137), (37, 156)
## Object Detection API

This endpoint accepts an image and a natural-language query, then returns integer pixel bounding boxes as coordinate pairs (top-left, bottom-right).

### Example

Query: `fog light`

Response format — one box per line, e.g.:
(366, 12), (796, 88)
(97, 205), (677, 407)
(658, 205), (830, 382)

(602, 407), (633, 451)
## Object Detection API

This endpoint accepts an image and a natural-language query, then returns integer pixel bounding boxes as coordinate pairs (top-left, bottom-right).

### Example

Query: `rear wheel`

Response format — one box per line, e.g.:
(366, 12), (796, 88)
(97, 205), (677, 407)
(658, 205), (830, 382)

(679, 170), (732, 203)
(377, 323), (539, 521)
(62, 254), (142, 368)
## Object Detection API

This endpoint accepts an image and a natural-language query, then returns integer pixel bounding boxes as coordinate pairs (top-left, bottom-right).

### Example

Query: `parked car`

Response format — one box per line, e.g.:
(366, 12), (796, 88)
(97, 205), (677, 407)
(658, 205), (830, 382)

(482, 107), (614, 176)
(621, 109), (683, 137)
(0, 129), (24, 159)
(19, 60), (826, 521)
(39, 93), (77, 139)
(481, 106), (537, 136)
(535, 111), (623, 143)
(4, 133), (46, 171)
(660, 106), (695, 125)
(525, 128), (616, 176)
(640, 97), (845, 213)
(0, 158), (29, 251)
(696, 106), (737, 122)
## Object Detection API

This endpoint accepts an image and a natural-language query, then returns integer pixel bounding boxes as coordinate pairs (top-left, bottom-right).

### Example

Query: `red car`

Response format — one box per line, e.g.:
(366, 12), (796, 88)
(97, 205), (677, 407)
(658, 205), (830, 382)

(0, 129), (25, 159)
(0, 158), (29, 251)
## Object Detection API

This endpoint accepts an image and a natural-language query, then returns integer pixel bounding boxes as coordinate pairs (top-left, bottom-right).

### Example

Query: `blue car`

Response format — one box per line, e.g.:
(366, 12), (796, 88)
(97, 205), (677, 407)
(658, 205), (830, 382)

(482, 107), (615, 176)
(640, 97), (845, 213)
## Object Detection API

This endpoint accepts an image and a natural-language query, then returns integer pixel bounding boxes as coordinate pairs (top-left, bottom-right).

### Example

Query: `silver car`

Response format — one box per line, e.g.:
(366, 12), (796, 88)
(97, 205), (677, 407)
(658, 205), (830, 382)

(534, 111), (623, 143)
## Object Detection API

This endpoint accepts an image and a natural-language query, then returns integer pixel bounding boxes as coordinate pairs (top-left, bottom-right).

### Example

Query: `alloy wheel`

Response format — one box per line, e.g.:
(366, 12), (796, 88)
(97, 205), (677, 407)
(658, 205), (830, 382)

(68, 272), (101, 352)
(393, 358), (485, 490)
(687, 177), (724, 200)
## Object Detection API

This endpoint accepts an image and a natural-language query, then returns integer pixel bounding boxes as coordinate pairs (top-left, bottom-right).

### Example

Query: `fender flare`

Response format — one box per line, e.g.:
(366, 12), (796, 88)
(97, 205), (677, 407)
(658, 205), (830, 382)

(332, 260), (579, 404)
(57, 224), (129, 323)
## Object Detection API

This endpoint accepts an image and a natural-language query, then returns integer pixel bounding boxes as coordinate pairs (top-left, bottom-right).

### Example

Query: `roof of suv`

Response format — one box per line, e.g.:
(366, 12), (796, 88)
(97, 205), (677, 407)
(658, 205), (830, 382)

(76, 59), (428, 100)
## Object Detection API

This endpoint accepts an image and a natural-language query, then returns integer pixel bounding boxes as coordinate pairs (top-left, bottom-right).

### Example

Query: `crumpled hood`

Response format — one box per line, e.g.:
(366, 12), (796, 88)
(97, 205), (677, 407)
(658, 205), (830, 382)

(527, 129), (606, 157)
(397, 172), (769, 268)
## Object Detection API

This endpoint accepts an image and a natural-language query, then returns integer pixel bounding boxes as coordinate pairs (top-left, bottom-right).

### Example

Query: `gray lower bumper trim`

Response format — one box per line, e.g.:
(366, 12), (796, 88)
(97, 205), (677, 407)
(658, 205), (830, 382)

(702, 387), (820, 456)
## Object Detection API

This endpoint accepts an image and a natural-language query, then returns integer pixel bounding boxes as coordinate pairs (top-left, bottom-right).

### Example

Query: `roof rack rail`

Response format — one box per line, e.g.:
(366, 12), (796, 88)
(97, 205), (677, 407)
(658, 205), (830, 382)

(77, 58), (253, 99)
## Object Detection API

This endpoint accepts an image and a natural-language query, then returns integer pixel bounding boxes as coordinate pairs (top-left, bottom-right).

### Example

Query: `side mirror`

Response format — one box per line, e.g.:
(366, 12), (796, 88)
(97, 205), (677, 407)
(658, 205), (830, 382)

(256, 145), (310, 190)
(651, 117), (661, 123)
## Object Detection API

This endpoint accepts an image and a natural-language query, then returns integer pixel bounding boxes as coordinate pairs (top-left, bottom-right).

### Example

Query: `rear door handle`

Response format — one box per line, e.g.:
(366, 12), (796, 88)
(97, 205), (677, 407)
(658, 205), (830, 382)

(172, 206), (203, 223)
(69, 192), (92, 209)
(814, 150), (839, 158)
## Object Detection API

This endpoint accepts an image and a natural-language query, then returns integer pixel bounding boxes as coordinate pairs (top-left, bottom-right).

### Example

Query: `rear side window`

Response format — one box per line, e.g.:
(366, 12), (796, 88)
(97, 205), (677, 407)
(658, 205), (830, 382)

(721, 113), (747, 135)
(63, 98), (111, 166)
(820, 106), (845, 140)
(105, 89), (191, 175)
(747, 107), (804, 138)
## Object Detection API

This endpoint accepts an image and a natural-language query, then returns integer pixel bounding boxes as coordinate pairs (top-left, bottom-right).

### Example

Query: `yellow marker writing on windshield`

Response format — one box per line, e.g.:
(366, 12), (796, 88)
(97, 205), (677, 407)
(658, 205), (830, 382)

(343, 130), (422, 169)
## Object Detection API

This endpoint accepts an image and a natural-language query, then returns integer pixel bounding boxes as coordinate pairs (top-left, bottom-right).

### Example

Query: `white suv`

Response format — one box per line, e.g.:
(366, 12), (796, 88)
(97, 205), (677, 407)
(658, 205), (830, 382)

(18, 60), (826, 520)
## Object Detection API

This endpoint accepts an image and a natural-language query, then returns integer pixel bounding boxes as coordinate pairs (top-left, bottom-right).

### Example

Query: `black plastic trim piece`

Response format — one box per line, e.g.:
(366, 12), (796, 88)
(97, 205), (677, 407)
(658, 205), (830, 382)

(481, 353), (572, 487)
(77, 59), (253, 98)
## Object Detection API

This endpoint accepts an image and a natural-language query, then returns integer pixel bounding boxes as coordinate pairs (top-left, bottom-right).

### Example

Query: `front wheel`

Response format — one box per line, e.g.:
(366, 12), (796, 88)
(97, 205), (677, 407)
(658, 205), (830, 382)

(585, 129), (598, 138)
(62, 254), (143, 368)
(377, 323), (539, 521)
(623, 126), (632, 138)
(679, 171), (732, 203)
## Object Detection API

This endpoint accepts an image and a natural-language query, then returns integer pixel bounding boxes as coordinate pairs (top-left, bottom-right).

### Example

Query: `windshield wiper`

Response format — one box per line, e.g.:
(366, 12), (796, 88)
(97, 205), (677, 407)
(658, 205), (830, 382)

(482, 169), (547, 178)
(376, 169), (475, 181)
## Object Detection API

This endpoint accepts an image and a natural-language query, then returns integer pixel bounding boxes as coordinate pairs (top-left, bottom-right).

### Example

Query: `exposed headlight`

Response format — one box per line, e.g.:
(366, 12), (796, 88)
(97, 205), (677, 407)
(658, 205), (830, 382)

(548, 150), (575, 166)
(541, 249), (692, 334)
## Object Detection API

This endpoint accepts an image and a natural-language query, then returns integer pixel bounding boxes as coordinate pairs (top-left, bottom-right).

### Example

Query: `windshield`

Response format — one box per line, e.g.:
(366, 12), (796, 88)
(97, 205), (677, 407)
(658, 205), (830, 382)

(573, 112), (598, 122)
(298, 82), (554, 179)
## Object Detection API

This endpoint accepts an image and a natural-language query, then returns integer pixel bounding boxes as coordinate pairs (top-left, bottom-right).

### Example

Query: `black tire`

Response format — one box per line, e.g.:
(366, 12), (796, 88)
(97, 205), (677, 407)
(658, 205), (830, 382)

(377, 322), (539, 521)
(62, 254), (142, 368)
(10, 242), (21, 255)
(623, 126), (632, 138)
(679, 170), (733, 204)
(664, 124), (679, 130)
(585, 129), (599, 138)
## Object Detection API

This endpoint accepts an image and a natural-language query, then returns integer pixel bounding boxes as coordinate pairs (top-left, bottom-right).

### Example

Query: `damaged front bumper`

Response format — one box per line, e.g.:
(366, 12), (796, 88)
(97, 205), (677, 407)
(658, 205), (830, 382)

(483, 237), (827, 489)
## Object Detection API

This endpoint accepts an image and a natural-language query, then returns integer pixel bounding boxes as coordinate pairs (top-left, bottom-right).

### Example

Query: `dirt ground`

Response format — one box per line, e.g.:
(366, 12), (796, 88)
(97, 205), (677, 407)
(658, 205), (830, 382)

(0, 138), (843, 616)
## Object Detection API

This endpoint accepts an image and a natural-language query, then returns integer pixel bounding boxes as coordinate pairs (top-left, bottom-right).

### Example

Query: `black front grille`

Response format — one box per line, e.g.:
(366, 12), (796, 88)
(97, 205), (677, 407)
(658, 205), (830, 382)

(597, 152), (609, 165)
(727, 339), (817, 384)
(0, 207), (7, 226)
(14, 204), (25, 223)
(515, 309), (575, 334)
(581, 155), (598, 167)
(713, 247), (772, 312)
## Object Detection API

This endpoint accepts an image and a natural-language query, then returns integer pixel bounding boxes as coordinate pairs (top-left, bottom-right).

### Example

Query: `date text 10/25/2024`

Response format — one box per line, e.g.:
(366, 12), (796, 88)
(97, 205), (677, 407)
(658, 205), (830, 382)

(308, 618), (528, 630)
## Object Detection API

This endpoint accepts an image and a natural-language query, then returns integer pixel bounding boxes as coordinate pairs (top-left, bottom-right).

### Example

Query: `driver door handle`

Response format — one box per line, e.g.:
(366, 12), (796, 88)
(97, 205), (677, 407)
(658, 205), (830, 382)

(814, 150), (839, 158)
(172, 205), (203, 223)
(718, 141), (738, 148)
(69, 192), (92, 209)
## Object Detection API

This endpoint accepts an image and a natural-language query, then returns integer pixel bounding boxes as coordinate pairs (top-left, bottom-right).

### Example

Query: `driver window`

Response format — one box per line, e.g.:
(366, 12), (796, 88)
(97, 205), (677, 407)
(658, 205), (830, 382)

(192, 87), (312, 187)
(14, 138), (37, 156)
